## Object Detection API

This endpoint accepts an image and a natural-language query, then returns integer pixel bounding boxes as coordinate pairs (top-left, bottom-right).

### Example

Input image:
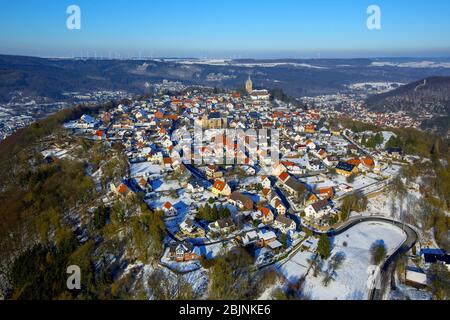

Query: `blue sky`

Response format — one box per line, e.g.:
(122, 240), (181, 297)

(1, 0), (449, 58)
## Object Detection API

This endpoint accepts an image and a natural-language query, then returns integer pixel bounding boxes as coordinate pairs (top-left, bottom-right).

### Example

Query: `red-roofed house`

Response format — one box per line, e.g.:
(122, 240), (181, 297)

(259, 206), (274, 225)
(319, 187), (334, 200)
(278, 172), (290, 183)
(162, 202), (177, 217)
(361, 157), (375, 170)
(212, 179), (231, 197)
(111, 182), (133, 198)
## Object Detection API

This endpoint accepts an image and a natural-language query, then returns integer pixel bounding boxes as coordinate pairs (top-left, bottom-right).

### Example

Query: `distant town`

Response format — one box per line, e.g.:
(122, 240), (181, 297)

(2, 77), (446, 142)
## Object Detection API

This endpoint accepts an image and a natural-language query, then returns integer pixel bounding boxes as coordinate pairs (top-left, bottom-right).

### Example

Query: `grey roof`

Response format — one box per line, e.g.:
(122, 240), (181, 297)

(217, 218), (235, 229)
(285, 177), (306, 194)
(231, 191), (253, 205)
(276, 215), (295, 227)
(312, 199), (330, 212)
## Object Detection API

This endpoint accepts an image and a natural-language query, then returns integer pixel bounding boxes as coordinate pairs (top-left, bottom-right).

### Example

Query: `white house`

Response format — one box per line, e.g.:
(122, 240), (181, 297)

(304, 199), (331, 220)
(261, 176), (272, 189)
(273, 216), (296, 234)
(162, 202), (178, 217)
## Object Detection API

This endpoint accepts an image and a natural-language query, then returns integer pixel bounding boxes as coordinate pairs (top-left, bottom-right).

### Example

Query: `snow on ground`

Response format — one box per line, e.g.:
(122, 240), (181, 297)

(240, 176), (260, 187)
(161, 248), (202, 273)
(388, 283), (432, 300)
(183, 268), (209, 296)
(41, 148), (70, 159)
(282, 221), (407, 300)
(90, 167), (103, 192)
(194, 242), (228, 259)
(130, 162), (161, 178)
(141, 263), (209, 299)
(347, 82), (404, 91)
(305, 222), (406, 300)
(258, 281), (283, 300)
(151, 179), (181, 192)
(364, 185), (421, 219)
(305, 172), (381, 198)
(277, 249), (315, 283)
(371, 60), (450, 68)
(380, 131), (396, 149)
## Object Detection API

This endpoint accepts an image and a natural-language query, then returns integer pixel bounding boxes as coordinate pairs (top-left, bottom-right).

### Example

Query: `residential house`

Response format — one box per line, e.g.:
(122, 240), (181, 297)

(110, 182), (134, 198)
(318, 149), (328, 159)
(305, 199), (332, 220)
(258, 230), (277, 246)
(283, 177), (307, 198)
(318, 187), (334, 200)
(136, 177), (152, 193)
(229, 191), (254, 211)
(180, 218), (206, 238)
(386, 147), (403, 159)
(162, 202), (178, 217)
(305, 139), (316, 149)
(262, 188), (272, 200)
(421, 249), (450, 271)
(186, 179), (205, 193)
(239, 230), (260, 246)
(209, 218), (235, 234)
(324, 155), (339, 167)
(336, 161), (358, 177)
(278, 172), (290, 184)
(261, 176), (272, 189)
(307, 160), (323, 171)
(169, 243), (200, 262)
(274, 216), (297, 234)
(212, 179), (232, 197)
(163, 157), (173, 169)
(361, 157), (375, 171)
(330, 127), (341, 136)
(258, 206), (274, 224)
(271, 197), (287, 216)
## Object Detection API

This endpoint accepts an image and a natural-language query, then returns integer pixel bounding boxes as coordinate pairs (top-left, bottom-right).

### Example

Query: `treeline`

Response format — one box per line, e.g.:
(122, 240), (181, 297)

(0, 101), (116, 294)
(197, 204), (231, 222)
(331, 117), (449, 158)
(0, 155), (97, 272)
(207, 248), (279, 300)
(361, 132), (384, 149)
(402, 155), (450, 251)
(0, 101), (114, 178)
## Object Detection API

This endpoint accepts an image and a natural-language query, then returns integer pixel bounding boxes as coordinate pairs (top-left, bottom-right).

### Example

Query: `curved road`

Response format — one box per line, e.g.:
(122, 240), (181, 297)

(304, 216), (418, 300)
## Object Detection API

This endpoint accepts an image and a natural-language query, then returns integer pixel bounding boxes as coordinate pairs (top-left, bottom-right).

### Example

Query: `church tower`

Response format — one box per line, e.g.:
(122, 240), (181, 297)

(245, 76), (253, 94)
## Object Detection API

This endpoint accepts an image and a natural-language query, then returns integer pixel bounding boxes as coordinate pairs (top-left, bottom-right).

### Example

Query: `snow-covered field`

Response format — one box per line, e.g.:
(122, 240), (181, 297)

(130, 162), (161, 178)
(277, 250), (315, 283)
(347, 82), (404, 93)
(141, 264), (209, 299)
(281, 221), (407, 300)
(371, 60), (450, 68)
(41, 148), (71, 159)
(305, 172), (381, 198)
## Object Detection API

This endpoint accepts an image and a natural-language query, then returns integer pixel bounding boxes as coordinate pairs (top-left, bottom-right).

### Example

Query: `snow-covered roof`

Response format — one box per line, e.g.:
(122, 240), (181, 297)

(268, 240), (283, 250)
(406, 269), (427, 285)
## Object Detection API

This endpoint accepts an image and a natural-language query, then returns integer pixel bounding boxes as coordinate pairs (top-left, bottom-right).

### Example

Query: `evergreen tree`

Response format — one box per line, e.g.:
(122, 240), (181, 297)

(318, 234), (331, 259)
